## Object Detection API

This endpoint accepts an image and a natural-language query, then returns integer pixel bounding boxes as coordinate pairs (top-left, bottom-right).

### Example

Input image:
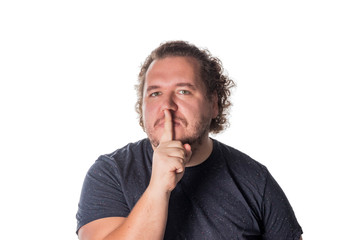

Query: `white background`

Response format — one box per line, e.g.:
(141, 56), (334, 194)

(1, 1), (359, 239)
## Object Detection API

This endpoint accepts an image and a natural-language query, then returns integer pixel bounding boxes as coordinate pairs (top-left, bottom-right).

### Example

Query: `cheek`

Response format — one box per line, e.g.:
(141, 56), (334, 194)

(142, 103), (157, 126)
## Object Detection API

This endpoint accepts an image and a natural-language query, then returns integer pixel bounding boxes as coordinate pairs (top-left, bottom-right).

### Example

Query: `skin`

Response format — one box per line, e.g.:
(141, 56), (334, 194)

(78, 56), (303, 240)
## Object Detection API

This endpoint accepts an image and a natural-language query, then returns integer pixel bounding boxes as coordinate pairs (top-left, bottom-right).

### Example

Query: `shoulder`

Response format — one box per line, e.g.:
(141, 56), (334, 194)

(214, 140), (268, 173)
(213, 139), (270, 186)
(99, 138), (152, 166)
(102, 138), (152, 161)
(88, 138), (152, 179)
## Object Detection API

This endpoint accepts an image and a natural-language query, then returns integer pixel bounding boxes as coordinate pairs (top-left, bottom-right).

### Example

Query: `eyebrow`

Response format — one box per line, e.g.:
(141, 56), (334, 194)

(146, 85), (161, 93)
(176, 83), (196, 89)
(145, 83), (196, 93)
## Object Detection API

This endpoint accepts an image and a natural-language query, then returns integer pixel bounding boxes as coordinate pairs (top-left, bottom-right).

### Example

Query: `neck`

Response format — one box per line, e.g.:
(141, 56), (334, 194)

(186, 136), (213, 167)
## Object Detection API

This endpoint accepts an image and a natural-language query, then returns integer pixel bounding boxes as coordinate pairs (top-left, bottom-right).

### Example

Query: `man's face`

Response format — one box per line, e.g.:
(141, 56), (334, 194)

(142, 56), (218, 148)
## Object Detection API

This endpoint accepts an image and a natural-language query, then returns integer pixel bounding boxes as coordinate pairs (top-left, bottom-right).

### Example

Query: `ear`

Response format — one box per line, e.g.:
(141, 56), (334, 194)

(211, 92), (219, 119)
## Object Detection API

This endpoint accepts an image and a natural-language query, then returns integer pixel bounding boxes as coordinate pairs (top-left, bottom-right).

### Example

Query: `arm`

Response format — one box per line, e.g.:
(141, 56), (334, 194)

(78, 187), (170, 240)
(78, 110), (191, 240)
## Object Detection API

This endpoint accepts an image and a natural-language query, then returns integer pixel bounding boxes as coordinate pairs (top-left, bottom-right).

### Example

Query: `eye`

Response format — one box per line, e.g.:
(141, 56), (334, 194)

(179, 90), (191, 95)
(149, 92), (161, 97)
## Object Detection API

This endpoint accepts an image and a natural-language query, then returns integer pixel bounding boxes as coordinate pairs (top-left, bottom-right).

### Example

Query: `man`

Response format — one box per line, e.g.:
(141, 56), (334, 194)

(76, 41), (303, 240)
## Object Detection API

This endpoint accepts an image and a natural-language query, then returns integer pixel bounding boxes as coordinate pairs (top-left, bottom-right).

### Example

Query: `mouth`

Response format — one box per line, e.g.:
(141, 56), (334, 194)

(154, 117), (187, 128)
(173, 121), (182, 127)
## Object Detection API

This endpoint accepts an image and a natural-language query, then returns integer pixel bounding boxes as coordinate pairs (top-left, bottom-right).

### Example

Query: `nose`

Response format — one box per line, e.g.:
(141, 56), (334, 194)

(161, 93), (178, 112)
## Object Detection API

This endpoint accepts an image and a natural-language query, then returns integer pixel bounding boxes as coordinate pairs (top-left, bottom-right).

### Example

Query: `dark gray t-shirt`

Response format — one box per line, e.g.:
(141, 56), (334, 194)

(76, 139), (302, 239)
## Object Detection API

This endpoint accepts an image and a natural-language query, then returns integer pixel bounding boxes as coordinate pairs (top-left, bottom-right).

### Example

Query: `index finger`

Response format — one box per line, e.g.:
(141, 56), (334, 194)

(160, 109), (173, 142)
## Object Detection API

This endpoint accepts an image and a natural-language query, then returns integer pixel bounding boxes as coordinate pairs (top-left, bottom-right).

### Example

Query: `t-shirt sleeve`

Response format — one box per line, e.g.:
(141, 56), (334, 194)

(76, 155), (130, 233)
(261, 170), (303, 240)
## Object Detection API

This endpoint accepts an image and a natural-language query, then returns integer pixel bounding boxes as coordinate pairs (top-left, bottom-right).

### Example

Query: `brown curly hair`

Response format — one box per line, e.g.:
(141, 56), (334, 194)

(135, 40), (235, 134)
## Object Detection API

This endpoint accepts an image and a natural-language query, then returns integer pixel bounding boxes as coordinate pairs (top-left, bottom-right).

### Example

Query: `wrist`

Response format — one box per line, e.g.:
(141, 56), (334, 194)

(146, 182), (172, 200)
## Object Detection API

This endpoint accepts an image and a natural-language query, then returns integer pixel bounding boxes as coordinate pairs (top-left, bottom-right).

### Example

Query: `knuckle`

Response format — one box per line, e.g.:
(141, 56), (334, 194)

(175, 148), (185, 156)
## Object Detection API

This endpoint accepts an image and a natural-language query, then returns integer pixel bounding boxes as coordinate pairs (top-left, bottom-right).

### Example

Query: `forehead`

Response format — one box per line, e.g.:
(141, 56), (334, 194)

(145, 56), (201, 86)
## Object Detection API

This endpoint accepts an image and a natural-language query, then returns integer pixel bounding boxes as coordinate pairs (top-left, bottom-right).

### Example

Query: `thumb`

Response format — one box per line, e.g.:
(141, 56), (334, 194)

(183, 143), (192, 163)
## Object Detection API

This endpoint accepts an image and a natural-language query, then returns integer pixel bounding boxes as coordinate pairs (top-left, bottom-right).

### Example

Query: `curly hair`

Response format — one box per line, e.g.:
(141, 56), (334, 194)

(135, 40), (235, 134)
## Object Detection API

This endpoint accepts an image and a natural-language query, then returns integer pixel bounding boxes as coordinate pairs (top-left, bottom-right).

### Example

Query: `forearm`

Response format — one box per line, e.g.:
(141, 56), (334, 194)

(104, 186), (170, 240)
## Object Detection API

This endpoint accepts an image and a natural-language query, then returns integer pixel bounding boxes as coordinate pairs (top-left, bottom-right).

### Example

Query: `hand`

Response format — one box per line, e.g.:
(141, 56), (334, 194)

(149, 109), (192, 194)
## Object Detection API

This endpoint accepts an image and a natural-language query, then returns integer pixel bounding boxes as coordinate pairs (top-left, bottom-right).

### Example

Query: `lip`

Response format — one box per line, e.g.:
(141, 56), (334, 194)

(154, 118), (185, 128)
(173, 121), (181, 127)
(156, 120), (181, 128)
